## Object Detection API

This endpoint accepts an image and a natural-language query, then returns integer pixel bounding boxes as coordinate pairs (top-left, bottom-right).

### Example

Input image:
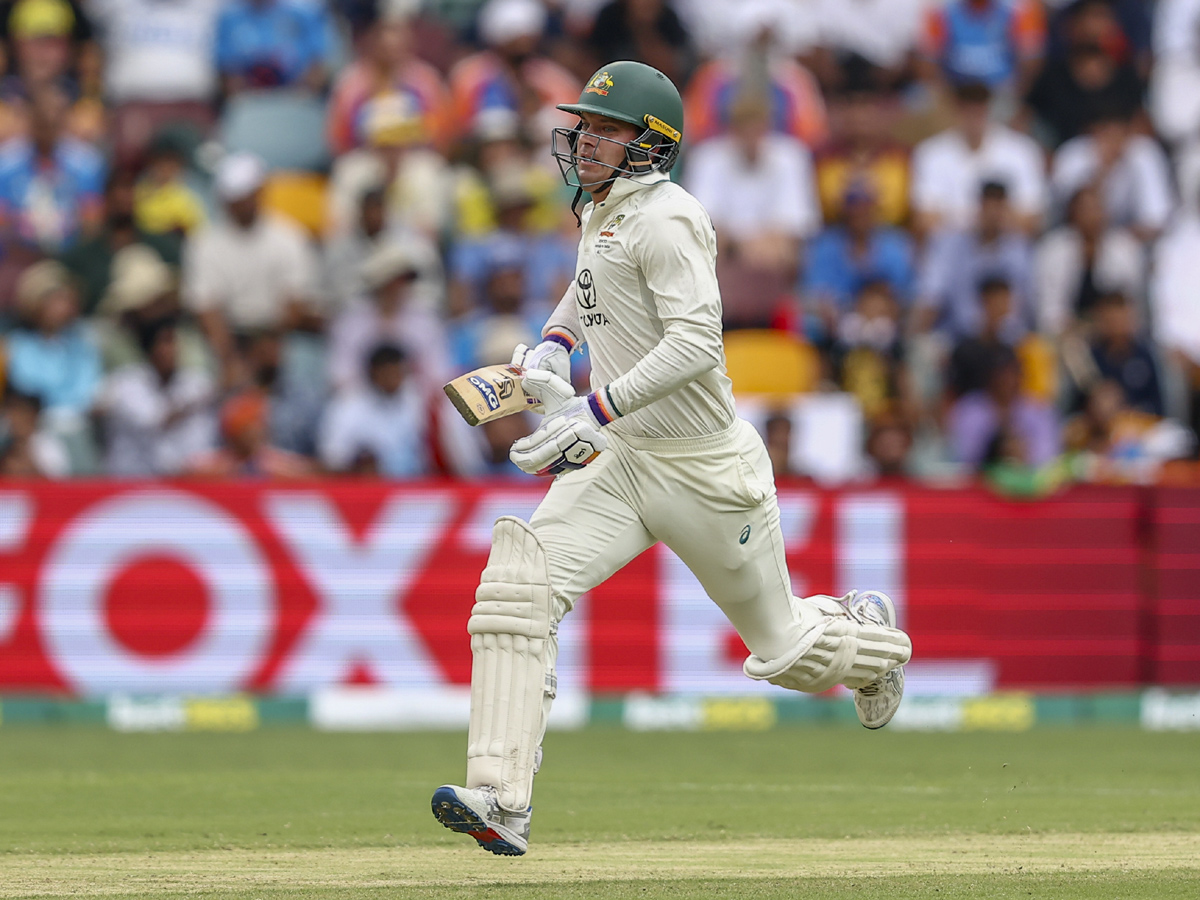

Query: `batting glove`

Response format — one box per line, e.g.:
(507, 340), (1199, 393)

(510, 369), (614, 476)
(511, 337), (572, 385)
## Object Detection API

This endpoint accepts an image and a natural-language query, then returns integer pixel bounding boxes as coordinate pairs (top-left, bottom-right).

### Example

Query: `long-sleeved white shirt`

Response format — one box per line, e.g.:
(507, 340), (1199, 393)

(542, 171), (737, 441)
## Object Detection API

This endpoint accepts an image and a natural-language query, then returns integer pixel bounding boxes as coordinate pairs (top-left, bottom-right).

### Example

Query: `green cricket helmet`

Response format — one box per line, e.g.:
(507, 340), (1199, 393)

(551, 60), (684, 196)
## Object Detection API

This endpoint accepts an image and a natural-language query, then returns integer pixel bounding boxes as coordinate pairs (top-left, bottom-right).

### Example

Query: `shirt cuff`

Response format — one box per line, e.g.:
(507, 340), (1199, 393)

(543, 329), (577, 351)
(586, 386), (622, 426)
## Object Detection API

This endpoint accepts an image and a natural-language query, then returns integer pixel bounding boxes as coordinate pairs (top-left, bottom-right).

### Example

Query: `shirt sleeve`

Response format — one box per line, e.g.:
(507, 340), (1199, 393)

(603, 201), (724, 417)
(540, 282), (582, 350)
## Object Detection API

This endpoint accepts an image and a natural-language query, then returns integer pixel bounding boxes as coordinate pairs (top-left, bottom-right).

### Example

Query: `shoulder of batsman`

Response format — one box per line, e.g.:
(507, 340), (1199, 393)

(626, 181), (710, 226)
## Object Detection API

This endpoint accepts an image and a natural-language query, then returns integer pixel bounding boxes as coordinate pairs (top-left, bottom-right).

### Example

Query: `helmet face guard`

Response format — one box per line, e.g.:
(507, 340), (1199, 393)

(551, 118), (681, 192)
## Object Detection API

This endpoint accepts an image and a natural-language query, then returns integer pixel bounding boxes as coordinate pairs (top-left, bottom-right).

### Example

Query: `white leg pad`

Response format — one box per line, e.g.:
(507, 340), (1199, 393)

(465, 516), (554, 813)
(743, 597), (912, 693)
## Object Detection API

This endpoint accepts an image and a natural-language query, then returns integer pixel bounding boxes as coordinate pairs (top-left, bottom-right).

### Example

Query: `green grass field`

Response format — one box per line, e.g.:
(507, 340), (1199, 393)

(1, 725), (1198, 899)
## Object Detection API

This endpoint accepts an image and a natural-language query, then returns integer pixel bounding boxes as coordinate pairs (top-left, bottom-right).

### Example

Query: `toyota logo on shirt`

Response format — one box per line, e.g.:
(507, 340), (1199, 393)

(576, 269), (597, 309)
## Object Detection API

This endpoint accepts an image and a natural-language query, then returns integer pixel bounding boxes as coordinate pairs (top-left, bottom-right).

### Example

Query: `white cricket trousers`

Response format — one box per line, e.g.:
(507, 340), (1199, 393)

(529, 418), (806, 665)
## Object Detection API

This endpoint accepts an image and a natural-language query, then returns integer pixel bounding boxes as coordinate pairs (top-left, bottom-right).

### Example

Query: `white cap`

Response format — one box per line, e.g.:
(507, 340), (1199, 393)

(478, 0), (546, 46)
(215, 152), (267, 202)
(361, 241), (423, 292)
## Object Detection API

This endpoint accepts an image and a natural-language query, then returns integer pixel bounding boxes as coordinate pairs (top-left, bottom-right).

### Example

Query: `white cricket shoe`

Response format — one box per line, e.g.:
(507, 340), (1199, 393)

(431, 784), (530, 856)
(842, 590), (906, 730)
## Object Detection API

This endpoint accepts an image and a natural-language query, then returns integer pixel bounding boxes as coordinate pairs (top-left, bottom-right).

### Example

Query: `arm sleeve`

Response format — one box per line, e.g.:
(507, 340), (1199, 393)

(604, 203), (724, 416)
(540, 283), (583, 349)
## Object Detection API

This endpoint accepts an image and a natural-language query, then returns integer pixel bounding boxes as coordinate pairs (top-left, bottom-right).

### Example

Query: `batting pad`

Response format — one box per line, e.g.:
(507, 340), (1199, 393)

(466, 516), (555, 813)
(743, 598), (912, 693)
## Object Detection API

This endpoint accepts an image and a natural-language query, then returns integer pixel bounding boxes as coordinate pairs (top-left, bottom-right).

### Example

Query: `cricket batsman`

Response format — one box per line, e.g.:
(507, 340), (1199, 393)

(432, 61), (912, 856)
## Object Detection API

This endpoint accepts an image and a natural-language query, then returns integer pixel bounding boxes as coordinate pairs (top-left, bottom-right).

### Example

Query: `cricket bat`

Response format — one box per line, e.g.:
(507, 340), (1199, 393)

(444, 363), (540, 426)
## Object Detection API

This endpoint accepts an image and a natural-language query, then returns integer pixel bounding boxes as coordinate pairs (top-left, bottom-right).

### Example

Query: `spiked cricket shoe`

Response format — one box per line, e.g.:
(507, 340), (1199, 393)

(431, 784), (530, 856)
(842, 590), (906, 730)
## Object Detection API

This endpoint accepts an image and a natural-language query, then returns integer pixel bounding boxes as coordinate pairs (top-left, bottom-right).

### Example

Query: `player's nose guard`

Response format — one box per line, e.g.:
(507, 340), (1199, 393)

(551, 118), (680, 223)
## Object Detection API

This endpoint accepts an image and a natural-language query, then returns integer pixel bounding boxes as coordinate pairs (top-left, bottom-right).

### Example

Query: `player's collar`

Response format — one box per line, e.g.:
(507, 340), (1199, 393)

(596, 170), (670, 206)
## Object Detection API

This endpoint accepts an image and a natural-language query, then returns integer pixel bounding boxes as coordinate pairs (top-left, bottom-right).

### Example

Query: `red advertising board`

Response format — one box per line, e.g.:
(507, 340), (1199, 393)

(0, 481), (1192, 696)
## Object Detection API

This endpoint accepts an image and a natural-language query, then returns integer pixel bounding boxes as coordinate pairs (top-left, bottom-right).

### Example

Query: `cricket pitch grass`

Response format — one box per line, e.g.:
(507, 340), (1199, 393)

(1, 725), (1198, 899)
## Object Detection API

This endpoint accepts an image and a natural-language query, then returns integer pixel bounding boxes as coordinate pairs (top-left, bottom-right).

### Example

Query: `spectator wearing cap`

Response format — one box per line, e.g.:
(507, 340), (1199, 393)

(326, 6), (450, 156)
(1050, 106), (1174, 243)
(1035, 182), (1144, 338)
(915, 180), (1035, 342)
(214, 0), (332, 95)
(328, 240), (451, 393)
(56, 167), (180, 316)
(318, 343), (434, 477)
(683, 0), (827, 148)
(803, 181), (915, 340)
(447, 0), (579, 144)
(814, 85), (911, 228)
(4, 258), (101, 470)
(182, 152), (321, 381)
(98, 315), (217, 476)
(917, 0), (1046, 96)
(447, 165), (575, 318)
(0, 82), (104, 253)
(186, 388), (315, 478)
(325, 90), (454, 241)
(910, 81), (1047, 236)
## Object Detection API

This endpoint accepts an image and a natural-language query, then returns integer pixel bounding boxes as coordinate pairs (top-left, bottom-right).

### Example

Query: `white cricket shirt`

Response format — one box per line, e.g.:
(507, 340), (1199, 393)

(542, 171), (737, 441)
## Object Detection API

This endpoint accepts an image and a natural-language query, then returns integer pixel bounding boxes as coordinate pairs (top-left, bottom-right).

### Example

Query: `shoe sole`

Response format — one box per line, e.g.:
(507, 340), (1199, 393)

(431, 786), (526, 856)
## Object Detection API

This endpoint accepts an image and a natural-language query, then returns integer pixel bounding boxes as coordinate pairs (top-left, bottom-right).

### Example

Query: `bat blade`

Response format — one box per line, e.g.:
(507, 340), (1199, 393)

(443, 363), (537, 426)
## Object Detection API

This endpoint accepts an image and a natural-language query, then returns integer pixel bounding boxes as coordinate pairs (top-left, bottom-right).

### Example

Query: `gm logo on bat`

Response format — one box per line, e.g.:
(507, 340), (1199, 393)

(468, 375), (501, 411)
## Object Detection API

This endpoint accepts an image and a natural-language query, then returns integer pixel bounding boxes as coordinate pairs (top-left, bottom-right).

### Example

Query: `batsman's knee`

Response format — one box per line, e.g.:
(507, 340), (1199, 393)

(742, 597), (911, 693)
(468, 516), (554, 642)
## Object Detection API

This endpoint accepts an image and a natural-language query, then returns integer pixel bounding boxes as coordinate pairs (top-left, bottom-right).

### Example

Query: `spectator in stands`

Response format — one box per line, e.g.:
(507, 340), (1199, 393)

(687, 93), (819, 328)
(910, 81), (1047, 236)
(238, 327), (324, 458)
(0, 0), (103, 144)
(0, 387), (68, 477)
(182, 152), (321, 385)
(214, 0), (331, 95)
(815, 85), (910, 228)
(1077, 290), (1164, 417)
(1149, 0), (1200, 147)
(0, 83), (103, 253)
(684, 0), (827, 148)
(318, 343), (432, 477)
(1050, 106), (1174, 242)
(864, 411), (914, 479)
(804, 181), (915, 337)
(323, 185), (442, 313)
(187, 388), (315, 478)
(915, 181), (1034, 342)
(1034, 182), (1144, 338)
(448, 239), (542, 372)
(584, 0), (693, 88)
(947, 346), (1059, 469)
(945, 275), (1017, 399)
(99, 315), (217, 476)
(326, 90), (454, 241)
(329, 241), (451, 393)
(763, 410), (793, 477)
(327, 7), (450, 156)
(132, 128), (205, 239)
(1024, 38), (1144, 149)
(90, 0), (219, 162)
(1152, 199), (1200, 446)
(831, 278), (905, 422)
(809, 0), (925, 93)
(448, 0), (578, 145)
(57, 167), (179, 316)
(917, 0), (1047, 96)
(447, 166), (574, 318)
(5, 259), (99, 418)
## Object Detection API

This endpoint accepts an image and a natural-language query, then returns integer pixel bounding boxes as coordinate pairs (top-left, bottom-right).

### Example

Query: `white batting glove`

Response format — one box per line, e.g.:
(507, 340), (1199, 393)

(510, 369), (613, 476)
(511, 338), (572, 385)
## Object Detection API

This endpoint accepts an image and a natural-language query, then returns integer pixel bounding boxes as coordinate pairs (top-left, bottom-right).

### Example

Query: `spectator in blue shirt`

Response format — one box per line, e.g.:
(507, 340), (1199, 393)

(804, 182), (915, 342)
(0, 84), (104, 253)
(215, 0), (332, 94)
(5, 259), (101, 416)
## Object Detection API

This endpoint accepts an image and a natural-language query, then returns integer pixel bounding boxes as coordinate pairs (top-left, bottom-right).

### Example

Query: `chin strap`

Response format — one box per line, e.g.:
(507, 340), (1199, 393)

(570, 186), (583, 228)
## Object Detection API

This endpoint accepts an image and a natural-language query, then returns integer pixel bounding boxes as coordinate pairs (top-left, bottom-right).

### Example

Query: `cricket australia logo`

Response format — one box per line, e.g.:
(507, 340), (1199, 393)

(576, 268), (597, 309)
(468, 375), (501, 411)
(600, 214), (625, 237)
(585, 71), (614, 96)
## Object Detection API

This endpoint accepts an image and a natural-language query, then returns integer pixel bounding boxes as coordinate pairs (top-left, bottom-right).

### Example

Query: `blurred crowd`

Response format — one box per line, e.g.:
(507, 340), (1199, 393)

(0, 0), (1197, 490)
